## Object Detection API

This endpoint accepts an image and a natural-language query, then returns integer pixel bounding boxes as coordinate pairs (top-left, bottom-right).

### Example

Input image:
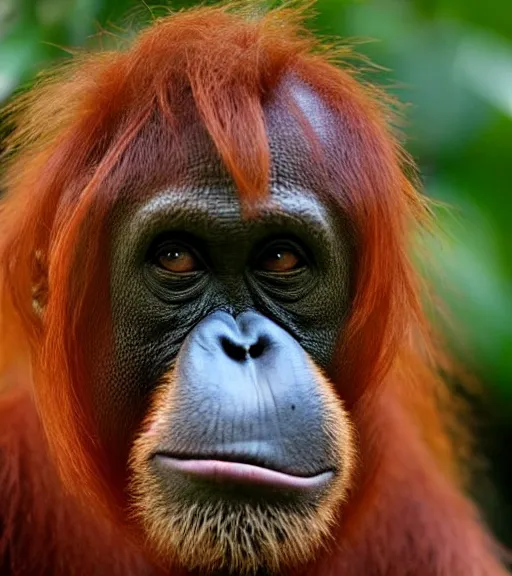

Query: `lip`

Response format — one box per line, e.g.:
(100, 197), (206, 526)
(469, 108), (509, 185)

(154, 455), (334, 491)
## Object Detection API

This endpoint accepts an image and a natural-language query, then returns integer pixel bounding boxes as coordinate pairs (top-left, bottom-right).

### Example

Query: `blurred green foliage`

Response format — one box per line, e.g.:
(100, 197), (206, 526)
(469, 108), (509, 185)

(1, 0), (512, 545)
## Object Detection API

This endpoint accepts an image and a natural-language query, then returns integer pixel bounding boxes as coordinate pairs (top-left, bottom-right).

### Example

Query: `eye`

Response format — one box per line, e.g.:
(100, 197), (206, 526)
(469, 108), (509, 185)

(155, 243), (201, 274)
(257, 243), (306, 273)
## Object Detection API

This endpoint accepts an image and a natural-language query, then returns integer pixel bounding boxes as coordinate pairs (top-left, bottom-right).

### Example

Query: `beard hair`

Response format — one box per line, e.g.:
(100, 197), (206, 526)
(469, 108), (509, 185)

(129, 477), (338, 575)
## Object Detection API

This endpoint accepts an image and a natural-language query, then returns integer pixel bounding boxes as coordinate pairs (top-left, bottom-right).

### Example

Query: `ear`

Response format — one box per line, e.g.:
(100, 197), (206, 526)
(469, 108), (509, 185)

(32, 250), (48, 317)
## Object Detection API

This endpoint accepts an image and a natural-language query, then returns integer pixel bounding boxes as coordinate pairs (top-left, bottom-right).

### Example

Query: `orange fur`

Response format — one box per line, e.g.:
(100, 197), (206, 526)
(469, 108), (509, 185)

(0, 2), (509, 574)
(0, 386), (149, 575)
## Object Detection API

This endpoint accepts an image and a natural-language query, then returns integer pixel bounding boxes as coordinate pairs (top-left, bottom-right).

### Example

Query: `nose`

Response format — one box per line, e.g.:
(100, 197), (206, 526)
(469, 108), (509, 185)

(186, 310), (281, 365)
(221, 335), (266, 362)
(219, 313), (269, 362)
(181, 311), (303, 379)
(218, 313), (270, 362)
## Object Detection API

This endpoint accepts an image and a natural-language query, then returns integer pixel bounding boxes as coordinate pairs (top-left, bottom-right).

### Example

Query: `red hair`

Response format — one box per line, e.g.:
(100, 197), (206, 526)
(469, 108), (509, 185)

(1, 4), (500, 572)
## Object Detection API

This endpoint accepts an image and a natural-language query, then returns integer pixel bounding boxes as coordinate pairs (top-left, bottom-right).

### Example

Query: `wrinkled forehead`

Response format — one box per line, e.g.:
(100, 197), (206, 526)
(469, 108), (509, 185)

(188, 79), (334, 198)
(267, 79), (336, 151)
(110, 79), (339, 226)
(265, 79), (337, 190)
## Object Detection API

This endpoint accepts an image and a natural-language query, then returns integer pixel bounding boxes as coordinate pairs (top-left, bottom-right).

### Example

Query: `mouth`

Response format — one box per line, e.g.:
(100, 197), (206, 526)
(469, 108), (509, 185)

(154, 453), (334, 491)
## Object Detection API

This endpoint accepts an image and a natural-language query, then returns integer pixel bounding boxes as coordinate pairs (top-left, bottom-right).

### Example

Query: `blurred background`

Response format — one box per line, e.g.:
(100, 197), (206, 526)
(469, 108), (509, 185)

(1, 0), (511, 547)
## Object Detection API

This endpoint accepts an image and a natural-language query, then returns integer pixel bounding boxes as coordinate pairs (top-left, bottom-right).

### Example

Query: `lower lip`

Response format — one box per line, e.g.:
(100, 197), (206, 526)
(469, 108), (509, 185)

(155, 456), (333, 490)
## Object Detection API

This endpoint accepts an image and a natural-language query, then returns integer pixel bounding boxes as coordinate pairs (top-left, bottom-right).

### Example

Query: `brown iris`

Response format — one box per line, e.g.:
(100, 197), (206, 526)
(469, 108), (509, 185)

(158, 245), (199, 273)
(259, 247), (302, 273)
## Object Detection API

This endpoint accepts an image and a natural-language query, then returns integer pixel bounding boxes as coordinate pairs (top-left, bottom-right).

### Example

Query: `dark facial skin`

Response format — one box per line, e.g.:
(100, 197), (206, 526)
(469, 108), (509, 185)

(93, 82), (352, 490)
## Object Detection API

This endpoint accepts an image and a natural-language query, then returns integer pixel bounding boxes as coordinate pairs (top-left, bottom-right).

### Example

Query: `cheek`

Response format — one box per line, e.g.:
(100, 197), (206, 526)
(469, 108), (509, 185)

(90, 260), (193, 461)
(88, 321), (169, 467)
(260, 278), (350, 370)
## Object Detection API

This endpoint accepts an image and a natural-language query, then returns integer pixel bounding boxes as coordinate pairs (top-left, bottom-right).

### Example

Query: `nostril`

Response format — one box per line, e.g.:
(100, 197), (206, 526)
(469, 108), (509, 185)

(248, 337), (266, 359)
(221, 337), (248, 362)
(220, 336), (268, 362)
